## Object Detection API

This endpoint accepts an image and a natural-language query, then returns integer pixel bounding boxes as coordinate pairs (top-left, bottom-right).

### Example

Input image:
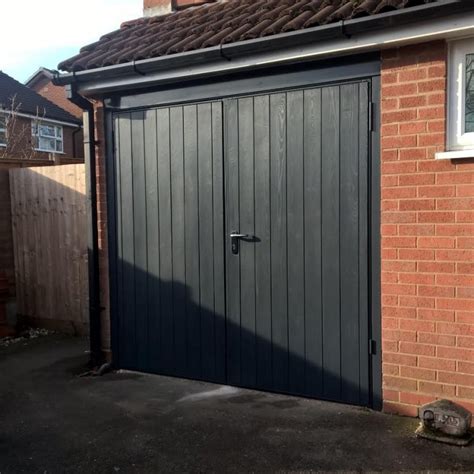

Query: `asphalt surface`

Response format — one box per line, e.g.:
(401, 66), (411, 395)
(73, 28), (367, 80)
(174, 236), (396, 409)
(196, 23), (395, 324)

(0, 335), (473, 473)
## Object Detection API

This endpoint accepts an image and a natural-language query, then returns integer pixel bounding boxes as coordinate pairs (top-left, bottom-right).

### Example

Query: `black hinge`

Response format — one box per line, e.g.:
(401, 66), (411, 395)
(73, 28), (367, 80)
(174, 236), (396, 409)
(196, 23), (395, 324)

(369, 102), (375, 132)
(369, 339), (377, 356)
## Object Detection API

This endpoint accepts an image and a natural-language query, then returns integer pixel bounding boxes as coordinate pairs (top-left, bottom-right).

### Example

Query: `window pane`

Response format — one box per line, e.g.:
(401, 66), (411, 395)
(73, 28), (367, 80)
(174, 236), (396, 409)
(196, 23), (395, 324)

(55, 139), (63, 152)
(0, 130), (5, 144)
(56, 126), (62, 138)
(39, 137), (56, 151)
(465, 53), (474, 133)
(0, 116), (5, 130)
(39, 124), (56, 137)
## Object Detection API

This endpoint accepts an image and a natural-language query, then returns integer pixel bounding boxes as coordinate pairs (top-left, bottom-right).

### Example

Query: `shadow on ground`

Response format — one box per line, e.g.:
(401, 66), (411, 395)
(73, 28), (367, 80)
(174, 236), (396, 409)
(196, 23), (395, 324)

(0, 335), (473, 473)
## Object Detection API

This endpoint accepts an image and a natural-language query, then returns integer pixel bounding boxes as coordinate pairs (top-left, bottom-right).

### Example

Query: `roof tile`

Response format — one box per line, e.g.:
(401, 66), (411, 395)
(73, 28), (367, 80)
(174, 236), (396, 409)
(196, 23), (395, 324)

(58, 0), (445, 73)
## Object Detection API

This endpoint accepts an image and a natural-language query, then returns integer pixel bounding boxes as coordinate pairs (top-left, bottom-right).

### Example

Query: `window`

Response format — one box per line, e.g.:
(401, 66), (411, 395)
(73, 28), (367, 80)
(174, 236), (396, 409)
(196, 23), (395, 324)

(32, 121), (63, 153)
(447, 37), (474, 151)
(0, 115), (6, 146)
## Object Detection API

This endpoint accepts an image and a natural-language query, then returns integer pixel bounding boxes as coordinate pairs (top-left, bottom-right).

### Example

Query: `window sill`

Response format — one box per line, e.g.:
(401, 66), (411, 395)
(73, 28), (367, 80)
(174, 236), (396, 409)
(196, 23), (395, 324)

(435, 149), (474, 160)
(34, 149), (65, 155)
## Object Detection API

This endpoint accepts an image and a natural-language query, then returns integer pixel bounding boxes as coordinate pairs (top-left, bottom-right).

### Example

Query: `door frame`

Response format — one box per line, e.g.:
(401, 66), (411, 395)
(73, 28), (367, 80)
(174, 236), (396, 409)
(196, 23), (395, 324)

(104, 55), (382, 410)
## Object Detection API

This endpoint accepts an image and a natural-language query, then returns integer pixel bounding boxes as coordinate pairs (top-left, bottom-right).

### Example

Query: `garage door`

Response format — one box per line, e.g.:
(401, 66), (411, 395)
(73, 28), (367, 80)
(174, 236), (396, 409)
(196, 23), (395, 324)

(112, 81), (371, 406)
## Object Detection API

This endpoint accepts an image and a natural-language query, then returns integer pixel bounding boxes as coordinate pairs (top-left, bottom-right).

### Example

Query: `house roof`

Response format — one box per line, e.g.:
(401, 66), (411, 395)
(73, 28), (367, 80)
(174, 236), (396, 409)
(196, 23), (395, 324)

(25, 67), (55, 88)
(0, 71), (81, 125)
(58, 0), (444, 73)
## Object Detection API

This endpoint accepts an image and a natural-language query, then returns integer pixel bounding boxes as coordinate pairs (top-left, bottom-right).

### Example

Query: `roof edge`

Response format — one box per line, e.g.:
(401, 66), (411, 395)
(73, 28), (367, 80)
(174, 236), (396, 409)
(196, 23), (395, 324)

(54, 0), (470, 89)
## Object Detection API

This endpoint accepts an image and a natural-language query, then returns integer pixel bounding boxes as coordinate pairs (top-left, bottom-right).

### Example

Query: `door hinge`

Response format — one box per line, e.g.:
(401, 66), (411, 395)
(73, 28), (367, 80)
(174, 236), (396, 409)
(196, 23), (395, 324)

(369, 102), (375, 132)
(369, 339), (377, 356)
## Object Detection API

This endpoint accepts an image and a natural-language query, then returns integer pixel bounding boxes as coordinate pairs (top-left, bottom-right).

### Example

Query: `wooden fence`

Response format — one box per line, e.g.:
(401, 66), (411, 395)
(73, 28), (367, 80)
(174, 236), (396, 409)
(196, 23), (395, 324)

(9, 164), (88, 334)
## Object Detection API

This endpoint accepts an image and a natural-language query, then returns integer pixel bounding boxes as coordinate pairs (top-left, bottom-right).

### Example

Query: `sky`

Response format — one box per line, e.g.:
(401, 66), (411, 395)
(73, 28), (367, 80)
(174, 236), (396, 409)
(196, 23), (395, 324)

(1, 0), (142, 83)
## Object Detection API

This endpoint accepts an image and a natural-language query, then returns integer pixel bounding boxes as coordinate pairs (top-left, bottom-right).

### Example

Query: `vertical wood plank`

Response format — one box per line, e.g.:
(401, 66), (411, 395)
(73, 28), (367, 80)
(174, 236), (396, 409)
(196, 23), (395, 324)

(303, 88), (323, 397)
(170, 106), (187, 376)
(183, 104), (201, 378)
(157, 108), (174, 373)
(321, 86), (341, 400)
(270, 92), (288, 393)
(254, 95), (272, 391)
(144, 109), (159, 372)
(287, 90), (305, 395)
(225, 98), (241, 386)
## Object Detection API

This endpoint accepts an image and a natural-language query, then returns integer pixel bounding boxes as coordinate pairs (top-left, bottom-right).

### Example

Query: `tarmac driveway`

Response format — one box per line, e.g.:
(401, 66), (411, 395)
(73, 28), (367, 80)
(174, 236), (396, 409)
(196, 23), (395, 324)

(0, 335), (473, 473)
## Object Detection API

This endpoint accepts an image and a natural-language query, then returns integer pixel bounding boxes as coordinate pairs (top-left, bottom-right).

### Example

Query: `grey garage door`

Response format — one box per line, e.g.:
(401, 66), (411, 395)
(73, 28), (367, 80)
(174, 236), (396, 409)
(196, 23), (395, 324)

(112, 81), (371, 406)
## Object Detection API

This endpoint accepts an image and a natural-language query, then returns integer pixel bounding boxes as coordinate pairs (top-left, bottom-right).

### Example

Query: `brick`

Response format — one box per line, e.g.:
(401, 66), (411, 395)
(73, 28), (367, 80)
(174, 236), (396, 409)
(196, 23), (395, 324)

(437, 346), (474, 361)
(383, 317), (399, 329)
(418, 212), (455, 223)
(418, 237), (454, 249)
(417, 160), (453, 172)
(457, 211), (474, 223)
(427, 120), (446, 133)
(382, 260), (416, 272)
(381, 224), (398, 236)
(384, 375), (418, 391)
(399, 199), (435, 211)
(457, 361), (474, 375)
(399, 341), (435, 356)
(399, 273), (434, 285)
(418, 285), (454, 298)
(418, 185), (455, 198)
(418, 261), (454, 273)
(383, 329), (416, 342)
(383, 306), (416, 319)
(457, 263), (474, 274)
(419, 356), (456, 371)
(399, 68), (427, 82)
(382, 160), (417, 174)
(436, 274), (474, 286)
(417, 332), (455, 347)
(398, 248), (434, 261)
(399, 224), (434, 236)
(383, 387), (400, 400)
(382, 123), (399, 136)
(458, 336), (474, 349)
(399, 96), (427, 109)
(456, 312), (474, 324)
(382, 72), (398, 84)
(427, 92), (445, 105)
(427, 65), (446, 78)
(437, 322), (474, 336)
(399, 173), (435, 186)
(438, 371), (474, 387)
(382, 237), (416, 248)
(382, 109), (417, 124)
(435, 249), (474, 262)
(456, 184), (474, 197)
(400, 366), (436, 381)
(383, 352), (417, 367)
(437, 224), (474, 236)
(458, 386), (474, 399)
(382, 212), (417, 224)
(437, 197), (474, 210)
(399, 148), (427, 161)
(418, 308), (455, 322)
(399, 391), (435, 406)
(457, 238), (474, 249)
(383, 83), (418, 97)
(437, 172), (474, 185)
(382, 187), (416, 199)
(419, 381), (456, 397)
(437, 298), (474, 312)
(399, 295), (435, 308)
(400, 320), (435, 333)
(381, 98), (398, 112)
(418, 79), (445, 93)
(417, 108), (445, 122)
(382, 283), (416, 296)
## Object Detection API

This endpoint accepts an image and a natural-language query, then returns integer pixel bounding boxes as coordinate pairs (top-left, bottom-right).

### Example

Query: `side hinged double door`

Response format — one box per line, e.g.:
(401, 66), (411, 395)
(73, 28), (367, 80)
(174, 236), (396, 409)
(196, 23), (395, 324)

(113, 80), (371, 406)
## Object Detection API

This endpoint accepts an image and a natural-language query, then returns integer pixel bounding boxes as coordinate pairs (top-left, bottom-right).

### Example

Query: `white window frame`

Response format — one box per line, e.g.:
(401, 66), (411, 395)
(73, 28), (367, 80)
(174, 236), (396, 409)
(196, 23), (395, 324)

(447, 37), (474, 151)
(0, 114), (7, 147)
(31, 120), (64, 153)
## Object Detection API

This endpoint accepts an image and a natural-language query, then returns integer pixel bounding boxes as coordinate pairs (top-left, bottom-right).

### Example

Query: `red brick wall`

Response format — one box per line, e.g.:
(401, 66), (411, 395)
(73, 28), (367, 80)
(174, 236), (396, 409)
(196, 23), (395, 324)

(1, 115), (79, 161)
(32, 77), (83, 120)
(381, 40), (474, 417)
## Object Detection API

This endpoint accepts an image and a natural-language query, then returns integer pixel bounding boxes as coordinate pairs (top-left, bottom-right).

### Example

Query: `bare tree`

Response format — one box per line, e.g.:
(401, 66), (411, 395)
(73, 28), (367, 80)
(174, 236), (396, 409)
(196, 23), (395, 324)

(0, 95), (46, 160)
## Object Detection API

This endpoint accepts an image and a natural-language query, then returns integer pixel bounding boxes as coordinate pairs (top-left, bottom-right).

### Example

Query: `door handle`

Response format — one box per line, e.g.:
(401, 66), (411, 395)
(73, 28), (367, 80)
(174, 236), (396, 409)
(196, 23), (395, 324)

(230, 231), (249, 255)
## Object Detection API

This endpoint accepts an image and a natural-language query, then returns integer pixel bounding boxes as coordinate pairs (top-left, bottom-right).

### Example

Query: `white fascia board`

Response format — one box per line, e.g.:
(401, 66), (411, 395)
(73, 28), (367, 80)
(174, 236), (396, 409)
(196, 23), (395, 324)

(78, 11), (474, 96)
(0, 110), (81, 128)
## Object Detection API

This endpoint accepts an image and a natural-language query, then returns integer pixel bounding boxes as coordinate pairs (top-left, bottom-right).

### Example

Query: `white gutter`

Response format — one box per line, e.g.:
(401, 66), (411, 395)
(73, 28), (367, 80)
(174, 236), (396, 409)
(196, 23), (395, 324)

(77, 10), (474, 96)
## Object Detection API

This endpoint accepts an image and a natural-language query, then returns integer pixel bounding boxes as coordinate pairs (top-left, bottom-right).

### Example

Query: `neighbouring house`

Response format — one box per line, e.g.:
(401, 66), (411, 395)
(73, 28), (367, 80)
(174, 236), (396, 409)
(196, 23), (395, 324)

(56, 0), (474, 419)
(0, 71), (83, 161)
(0, 71), (84, 327)
(26, 67), (84, 156)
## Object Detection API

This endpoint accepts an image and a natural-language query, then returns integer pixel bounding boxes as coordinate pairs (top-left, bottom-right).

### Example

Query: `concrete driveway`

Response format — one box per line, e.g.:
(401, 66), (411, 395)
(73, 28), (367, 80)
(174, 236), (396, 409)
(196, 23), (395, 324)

(0, 335), (473, 473)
